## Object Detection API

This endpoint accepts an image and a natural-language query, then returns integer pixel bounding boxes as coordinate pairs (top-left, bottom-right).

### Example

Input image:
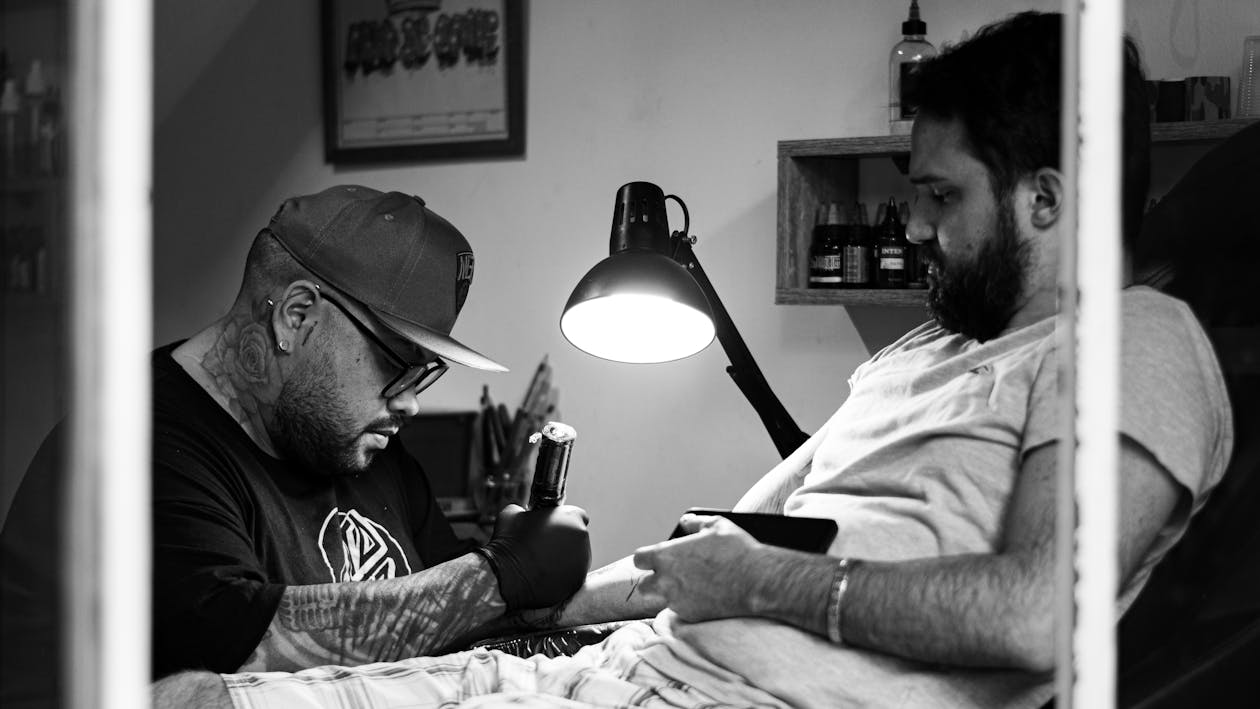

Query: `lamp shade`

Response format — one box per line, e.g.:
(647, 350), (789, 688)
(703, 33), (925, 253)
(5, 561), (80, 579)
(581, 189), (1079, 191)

(560, 182), (716, 363)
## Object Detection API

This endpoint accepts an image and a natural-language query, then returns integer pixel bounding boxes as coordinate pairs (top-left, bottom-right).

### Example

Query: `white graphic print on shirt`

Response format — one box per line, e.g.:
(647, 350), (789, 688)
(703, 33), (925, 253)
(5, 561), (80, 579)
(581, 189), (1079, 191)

(318, 508), (413, 582)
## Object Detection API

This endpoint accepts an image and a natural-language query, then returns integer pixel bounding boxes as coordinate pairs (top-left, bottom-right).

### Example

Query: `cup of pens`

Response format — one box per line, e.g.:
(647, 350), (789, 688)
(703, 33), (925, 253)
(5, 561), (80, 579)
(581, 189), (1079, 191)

(475, 356), (559, 521)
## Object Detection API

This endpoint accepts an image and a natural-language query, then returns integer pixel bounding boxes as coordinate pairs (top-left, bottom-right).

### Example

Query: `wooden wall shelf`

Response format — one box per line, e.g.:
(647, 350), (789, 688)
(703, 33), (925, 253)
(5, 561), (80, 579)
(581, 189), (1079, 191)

(775, 118), (1258, 307)
(776, 288), (927, 307)
(1149, 117), (1259, 144)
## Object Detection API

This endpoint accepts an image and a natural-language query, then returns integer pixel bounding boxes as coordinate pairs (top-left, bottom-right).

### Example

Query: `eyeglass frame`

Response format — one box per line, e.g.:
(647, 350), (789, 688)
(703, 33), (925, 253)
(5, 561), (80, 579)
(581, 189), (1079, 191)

(314, 287), (448, 399)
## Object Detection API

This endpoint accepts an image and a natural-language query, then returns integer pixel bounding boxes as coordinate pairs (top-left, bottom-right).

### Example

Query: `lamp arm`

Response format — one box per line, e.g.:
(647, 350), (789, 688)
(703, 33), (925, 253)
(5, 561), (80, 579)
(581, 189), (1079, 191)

(671, 236), (810, 459)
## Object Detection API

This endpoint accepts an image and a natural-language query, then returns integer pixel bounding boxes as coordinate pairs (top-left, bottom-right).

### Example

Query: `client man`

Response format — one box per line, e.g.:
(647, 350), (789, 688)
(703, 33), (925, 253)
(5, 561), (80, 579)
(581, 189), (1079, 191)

(1, 186), (591, 707)
(152, 11), (1232, 709)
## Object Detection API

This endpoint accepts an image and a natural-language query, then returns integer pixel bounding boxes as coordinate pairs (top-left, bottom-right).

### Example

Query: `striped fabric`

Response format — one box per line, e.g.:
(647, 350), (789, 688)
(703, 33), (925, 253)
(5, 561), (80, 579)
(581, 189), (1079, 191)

(223, 617), (789, 709)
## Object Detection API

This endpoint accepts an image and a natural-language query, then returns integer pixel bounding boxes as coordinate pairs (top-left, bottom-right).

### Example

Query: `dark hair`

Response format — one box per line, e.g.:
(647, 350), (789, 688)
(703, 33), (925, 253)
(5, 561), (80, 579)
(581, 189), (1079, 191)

(906, 11), (1151, 246)
(239, 229), (310, 301)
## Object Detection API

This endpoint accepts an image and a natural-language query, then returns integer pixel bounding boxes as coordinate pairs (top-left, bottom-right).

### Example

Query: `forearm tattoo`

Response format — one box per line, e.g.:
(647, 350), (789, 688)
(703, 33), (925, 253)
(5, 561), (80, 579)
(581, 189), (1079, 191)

(240, 555), (503, 672)
(625, 570), (648, 601)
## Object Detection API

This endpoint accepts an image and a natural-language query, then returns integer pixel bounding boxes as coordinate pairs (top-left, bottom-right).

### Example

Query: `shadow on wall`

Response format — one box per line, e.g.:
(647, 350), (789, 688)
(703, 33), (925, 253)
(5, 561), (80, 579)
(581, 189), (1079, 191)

(153, 0), (320, 341)
(848, 305), (931, 355)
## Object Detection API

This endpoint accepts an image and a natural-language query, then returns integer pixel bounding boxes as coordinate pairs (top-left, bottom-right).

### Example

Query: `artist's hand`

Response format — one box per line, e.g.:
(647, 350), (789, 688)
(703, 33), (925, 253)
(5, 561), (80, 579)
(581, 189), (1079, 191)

(631, 514), (767, 622)
(478, 504), (591, 611)
(506, 598), (573, 632)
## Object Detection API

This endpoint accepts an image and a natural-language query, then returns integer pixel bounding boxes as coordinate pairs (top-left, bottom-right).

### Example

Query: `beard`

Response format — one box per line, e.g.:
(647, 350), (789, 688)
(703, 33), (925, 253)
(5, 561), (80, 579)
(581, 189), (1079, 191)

(922, 197), (1031, 342)
(269, 351), (387, 477)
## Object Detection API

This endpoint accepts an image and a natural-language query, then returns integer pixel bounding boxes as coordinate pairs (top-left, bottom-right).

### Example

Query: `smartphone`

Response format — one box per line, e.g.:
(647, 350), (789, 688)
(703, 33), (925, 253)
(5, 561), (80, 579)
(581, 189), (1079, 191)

(668, 507), (838, 554)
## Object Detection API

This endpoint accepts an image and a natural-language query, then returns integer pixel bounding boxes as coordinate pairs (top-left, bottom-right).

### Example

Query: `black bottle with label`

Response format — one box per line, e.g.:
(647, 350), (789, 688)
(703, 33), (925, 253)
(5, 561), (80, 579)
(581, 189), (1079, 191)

(842, 202), (872, 288)
(875, 196), (907, 288)
(808, 203), (845, 288)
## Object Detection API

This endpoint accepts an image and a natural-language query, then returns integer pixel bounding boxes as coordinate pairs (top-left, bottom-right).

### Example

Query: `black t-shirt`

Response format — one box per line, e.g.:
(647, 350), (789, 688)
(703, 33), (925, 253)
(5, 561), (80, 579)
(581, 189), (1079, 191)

(1, 343), (477, 705)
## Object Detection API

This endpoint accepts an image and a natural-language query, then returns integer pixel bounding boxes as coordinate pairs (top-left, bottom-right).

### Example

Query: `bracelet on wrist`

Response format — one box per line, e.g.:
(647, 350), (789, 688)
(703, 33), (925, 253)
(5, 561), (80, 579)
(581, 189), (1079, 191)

(827, 557), (856, 644)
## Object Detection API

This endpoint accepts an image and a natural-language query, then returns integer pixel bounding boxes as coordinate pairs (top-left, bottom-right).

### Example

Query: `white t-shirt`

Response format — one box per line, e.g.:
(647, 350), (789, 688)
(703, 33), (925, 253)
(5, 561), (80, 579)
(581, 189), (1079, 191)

(659, 287), (1233, 709)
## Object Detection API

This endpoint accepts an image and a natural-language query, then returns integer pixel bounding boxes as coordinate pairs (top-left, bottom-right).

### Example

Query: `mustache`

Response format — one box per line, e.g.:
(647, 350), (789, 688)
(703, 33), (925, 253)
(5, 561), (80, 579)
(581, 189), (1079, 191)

(919, 243), (944, 278)
(366, 416), (406, 434)
(920, 242), (944, 266)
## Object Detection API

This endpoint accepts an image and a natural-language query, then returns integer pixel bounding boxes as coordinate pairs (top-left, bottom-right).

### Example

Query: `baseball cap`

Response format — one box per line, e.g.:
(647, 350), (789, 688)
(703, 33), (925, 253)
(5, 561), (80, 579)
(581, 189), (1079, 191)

(267, 185), (507, 372)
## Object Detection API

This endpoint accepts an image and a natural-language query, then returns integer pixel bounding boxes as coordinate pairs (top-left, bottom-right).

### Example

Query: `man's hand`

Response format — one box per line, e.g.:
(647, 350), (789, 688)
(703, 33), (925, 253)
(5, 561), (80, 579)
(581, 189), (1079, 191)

(631, 514), (767, 622)
(478, 504), (591, 611)
(503, 599), (573, 632)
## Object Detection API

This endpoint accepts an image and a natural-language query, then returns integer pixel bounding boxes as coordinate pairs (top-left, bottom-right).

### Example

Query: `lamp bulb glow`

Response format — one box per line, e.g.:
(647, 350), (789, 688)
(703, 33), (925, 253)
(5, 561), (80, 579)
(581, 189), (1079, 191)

(560, 293), (715, 363)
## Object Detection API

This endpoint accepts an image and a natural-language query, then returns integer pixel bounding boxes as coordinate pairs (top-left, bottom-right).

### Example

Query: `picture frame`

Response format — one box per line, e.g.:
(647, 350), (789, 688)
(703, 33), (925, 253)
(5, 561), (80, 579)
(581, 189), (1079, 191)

(321, 0), (525, 164)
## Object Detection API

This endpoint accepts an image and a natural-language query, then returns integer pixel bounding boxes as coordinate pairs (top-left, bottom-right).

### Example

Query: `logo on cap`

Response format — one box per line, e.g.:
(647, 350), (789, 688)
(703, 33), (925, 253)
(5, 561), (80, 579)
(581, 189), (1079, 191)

(455, 251), (474, 314)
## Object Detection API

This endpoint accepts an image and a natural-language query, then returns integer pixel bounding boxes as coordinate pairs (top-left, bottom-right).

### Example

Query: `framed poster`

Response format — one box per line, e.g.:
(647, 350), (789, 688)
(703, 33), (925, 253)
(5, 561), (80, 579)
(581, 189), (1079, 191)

(322, 0), (525, 164)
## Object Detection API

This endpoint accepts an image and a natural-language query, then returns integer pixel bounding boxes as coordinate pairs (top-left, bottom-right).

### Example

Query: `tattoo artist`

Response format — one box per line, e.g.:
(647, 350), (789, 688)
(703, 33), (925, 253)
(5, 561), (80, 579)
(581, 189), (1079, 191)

(0, 186), (592, 703)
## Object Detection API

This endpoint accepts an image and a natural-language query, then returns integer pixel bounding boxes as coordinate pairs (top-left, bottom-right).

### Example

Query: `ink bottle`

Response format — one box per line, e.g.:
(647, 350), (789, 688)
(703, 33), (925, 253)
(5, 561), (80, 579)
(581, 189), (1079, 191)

(889, 0), (936, 135)
(808, 203), (845, 288)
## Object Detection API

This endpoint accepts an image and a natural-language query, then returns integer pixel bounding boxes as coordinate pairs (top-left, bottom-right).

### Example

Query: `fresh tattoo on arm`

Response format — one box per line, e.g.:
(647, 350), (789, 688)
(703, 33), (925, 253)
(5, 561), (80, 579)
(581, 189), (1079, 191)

(237, 554), (504, 672)
(626, 571), (646, 601)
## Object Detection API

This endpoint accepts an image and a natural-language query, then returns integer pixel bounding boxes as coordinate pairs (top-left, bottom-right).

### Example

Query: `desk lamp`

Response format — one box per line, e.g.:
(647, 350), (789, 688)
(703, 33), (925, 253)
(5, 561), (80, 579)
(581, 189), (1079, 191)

(560, 181), (809, 458)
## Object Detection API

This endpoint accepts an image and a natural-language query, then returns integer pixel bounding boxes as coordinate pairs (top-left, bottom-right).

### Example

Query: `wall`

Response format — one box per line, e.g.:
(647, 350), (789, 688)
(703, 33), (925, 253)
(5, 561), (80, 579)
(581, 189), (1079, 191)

(153, 0), (1259, 566)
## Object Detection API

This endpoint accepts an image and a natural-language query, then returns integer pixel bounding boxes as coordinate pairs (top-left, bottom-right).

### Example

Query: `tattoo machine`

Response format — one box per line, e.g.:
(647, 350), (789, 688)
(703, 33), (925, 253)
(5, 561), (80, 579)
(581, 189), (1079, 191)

(527, 421), (576, 508)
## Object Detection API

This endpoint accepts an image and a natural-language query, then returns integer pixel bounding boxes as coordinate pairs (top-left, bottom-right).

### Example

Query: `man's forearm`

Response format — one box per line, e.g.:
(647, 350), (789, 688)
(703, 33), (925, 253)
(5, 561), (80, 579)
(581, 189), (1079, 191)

(842, 553), (1051, 671)
(438, 556), (663, 646)
(557, 556), (664, 627)
(754, 549), (1052, 672)
(238, 553), (504, 672)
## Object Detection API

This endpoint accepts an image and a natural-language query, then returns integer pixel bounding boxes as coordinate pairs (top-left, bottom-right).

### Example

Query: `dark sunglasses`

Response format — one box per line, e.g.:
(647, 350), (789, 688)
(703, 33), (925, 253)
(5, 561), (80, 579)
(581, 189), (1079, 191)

(320, 291), (448, 399)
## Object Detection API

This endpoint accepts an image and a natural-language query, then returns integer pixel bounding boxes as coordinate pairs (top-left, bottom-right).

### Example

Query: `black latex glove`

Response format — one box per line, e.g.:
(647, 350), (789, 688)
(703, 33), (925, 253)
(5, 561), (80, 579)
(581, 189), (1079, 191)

(475, 504), (591, 611)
